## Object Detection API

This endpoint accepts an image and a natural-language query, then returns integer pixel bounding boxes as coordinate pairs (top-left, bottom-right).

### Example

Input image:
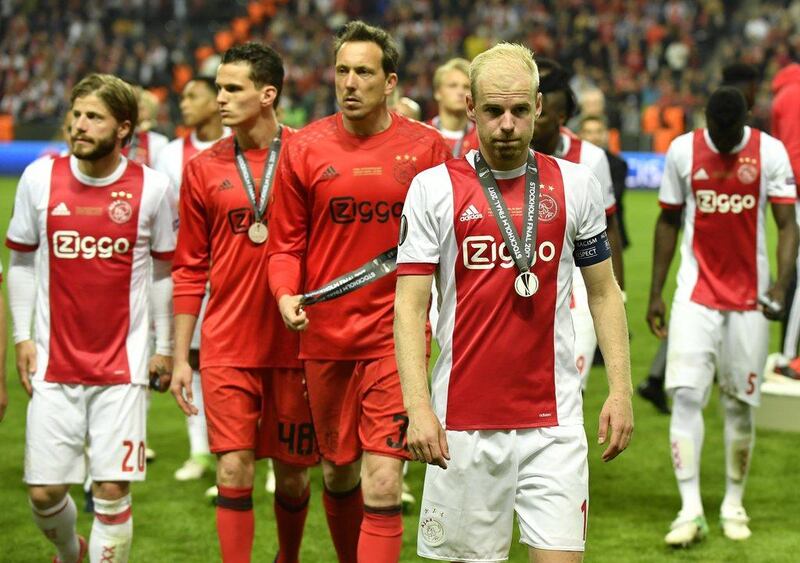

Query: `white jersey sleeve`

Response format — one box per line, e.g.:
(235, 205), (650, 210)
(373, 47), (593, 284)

(398, 171), (445, 266)
(569, 161), (608, 242)
(142, 167), (178, 257)
(581, 140), (616, 211)
(761, 133), (797, 201)
(658, 133), (693, 207)
(7, 157), (52, 249)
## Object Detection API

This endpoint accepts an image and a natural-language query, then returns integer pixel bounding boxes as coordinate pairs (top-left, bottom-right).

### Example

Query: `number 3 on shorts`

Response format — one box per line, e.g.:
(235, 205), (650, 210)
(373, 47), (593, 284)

(122, 440), (146, 472)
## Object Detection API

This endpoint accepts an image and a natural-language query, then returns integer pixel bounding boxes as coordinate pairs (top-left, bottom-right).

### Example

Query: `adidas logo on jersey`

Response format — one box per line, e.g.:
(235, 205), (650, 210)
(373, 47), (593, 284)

(459, 204), (483, 222)
(219, 179), (233, 191)
(321, 165), (339, 180)
(51, 202), (71, 216)
(693, 168), (709, 181)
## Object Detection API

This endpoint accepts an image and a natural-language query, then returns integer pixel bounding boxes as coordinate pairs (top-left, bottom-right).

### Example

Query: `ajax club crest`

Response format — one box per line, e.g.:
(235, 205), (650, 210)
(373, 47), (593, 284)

(538, 193), (558, 222)
(109, 191), (133, 224)
(393, 154), (418, 185)
(736, 157), (758, 185)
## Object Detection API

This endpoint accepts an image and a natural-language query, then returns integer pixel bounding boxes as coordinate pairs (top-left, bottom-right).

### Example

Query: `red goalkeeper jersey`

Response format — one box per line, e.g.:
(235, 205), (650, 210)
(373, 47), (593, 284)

(173, 130), (300, 369)
(267, 112), (450, 360)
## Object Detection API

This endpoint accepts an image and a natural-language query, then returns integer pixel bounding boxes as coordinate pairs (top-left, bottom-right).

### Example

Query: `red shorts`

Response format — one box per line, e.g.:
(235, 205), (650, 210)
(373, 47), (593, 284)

(304, 356), (411, 465)
(200, 366), (318, 467)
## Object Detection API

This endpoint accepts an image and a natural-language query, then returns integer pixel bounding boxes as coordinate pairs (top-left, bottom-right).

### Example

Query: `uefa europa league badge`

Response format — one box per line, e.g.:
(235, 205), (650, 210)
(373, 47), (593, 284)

(514, 271), (539, 297)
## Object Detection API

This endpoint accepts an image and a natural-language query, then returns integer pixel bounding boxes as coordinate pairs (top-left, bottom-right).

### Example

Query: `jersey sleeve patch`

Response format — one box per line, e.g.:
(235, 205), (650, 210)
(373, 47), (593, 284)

(574, 230), (611, 268)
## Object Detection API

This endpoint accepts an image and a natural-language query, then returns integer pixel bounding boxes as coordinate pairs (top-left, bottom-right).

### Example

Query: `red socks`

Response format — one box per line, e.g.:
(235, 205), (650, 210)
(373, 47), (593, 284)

(322, 483), (363, 563)
(274, 485), (310, 563)
(216, 485), (254, 563)
(357, 505), (403, 563)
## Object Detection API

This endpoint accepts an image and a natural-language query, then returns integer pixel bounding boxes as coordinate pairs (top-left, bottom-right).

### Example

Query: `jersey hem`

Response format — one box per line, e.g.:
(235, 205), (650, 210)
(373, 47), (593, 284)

(174, 294), (204, 315)
(151, 250), (175, 260)
(199, 360), (303, 370)
(688, 296), (758, 312)
(444, 418), (584, 431)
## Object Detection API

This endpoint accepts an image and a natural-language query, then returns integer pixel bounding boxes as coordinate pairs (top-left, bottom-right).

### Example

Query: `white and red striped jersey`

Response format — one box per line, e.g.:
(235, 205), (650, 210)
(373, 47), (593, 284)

(659, 127), (796, 310)
(122, 130), (169, 168)
(154, 128), (232, 195)
(554, 129), (614, 309)
(5, 155), (178, 385)
(397, 150), (608, 430)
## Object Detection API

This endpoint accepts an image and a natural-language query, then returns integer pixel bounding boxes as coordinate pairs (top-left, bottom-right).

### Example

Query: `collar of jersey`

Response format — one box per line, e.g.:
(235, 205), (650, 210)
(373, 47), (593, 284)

(69, 155), (128, 187)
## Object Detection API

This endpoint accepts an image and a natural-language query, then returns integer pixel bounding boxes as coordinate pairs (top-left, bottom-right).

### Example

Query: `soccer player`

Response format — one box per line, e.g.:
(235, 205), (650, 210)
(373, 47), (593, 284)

(394, 42), (633, 562)
(121, 87), (169, 167)
(267, 21), (450, 563)
(647, 87), (798, 546)
(530, 58), (625, 389)
(170, 43), (316, 563)
(154, 76), (230, 482)
(7, 73), (177, 563)
(428, 57), (479, 158)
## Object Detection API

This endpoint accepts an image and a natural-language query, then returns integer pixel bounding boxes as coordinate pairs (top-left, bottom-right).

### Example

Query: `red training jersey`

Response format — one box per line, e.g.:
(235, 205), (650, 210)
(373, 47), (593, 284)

(172, 130), (301, 369)
(268, 112), (451, 360)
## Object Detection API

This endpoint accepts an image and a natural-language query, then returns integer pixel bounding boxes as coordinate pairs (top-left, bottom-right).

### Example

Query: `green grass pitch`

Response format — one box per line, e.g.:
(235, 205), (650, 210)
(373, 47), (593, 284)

(0, 177), (798, 562)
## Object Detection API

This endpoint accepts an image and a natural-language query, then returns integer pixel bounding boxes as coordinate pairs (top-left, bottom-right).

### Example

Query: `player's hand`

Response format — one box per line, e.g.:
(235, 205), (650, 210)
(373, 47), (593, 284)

(170, 360), (198, 416)
(15, 339), (36, 397)
(760, 285), (785, 321)
(598, 390), (634, 462)
(278, 294), (309, 331)
(646, 295), (668, 338)
(148, 354), (173, 392)
(406, 404), (450, 469)
(0, 382), (7, 422)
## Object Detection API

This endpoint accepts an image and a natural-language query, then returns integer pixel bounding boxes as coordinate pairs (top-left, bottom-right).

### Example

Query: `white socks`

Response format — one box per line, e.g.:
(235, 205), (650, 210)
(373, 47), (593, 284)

(187, 370), (210, 456)
(721, 393), (754, 509)
(670, 387), (705, 516)
(90, 495), (133, 563)
(30, 495), (80, 563)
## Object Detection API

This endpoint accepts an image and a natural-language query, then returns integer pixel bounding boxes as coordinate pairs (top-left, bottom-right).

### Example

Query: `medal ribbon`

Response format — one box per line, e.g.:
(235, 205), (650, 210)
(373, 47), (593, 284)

(473, 150), (541, 276)
(300, 247), (398, 306)
(233, 125), (282, 224)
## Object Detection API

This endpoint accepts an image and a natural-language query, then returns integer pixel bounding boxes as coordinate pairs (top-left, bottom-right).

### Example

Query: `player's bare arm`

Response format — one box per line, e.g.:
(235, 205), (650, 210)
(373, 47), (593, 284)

(763, 202), (799, 319)
(647, 208), (682, 337)
(277, 294), (308, 331)
(8, 250), (37, 397)
(170, 313), (199, 416)
(395, 274), (450, 469)
(582, 258), (633, 462)
(606, 213), (625, 290)
(149, 257), (174, 392)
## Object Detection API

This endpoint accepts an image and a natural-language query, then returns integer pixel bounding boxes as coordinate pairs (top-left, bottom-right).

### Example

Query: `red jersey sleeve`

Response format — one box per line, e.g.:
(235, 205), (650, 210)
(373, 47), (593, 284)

(172, 161), (210, 315)
(266, 136), (307, 300)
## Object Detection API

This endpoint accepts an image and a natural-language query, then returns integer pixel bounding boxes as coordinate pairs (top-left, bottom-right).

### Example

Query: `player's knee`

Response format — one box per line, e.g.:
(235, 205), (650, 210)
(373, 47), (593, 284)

(272, 461), (309, 497)
(361, 464), (402, 505)
(672, 386), (704, 411)
(216, 451), (255, 487)
(93, 481), (130, 500)
(321, 460), (360, 492)
(28, 485), (68, 510)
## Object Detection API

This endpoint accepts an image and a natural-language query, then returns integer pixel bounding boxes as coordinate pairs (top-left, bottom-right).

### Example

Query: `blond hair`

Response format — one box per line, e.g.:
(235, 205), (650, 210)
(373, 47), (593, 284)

(469, 43), (539, 102)
(433, 57), (471, 92)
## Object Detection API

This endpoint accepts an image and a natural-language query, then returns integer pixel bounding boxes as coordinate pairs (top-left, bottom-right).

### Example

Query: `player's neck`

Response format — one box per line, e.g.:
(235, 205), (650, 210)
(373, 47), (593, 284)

(78, 148), (123, 179)
(438, 109), (467, 131)
(342, 106), (392, 137)
(195, 119), (224, 142)
(234, 113), (279, 151)
(532, 132), (560, 156)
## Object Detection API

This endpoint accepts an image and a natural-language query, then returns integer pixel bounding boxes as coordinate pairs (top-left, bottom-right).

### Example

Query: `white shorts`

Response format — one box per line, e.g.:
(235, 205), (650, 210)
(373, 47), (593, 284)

(25, 380), (147, 485)
(666, 300), (769, 406)
(418, 425), (588, 561)
(571, 305), (597, 390)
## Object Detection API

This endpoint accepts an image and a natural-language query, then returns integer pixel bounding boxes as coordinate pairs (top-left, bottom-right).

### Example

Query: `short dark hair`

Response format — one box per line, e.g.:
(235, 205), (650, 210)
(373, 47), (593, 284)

(722, 63), (759, 85)
(334, 20), (399, 75)
(706, 86), (747, 126)
(71, 73), (138, 145)
(221, 42), (284, 106)
(188, 76), (218, 95)
(535, 57), (577, 118)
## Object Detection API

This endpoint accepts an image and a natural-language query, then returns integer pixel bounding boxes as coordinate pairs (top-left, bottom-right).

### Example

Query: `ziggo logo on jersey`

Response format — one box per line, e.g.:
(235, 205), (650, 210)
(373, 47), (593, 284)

(52, 230), (131, 259)
(695, 190), (757, 214)
(462, 235), (556, 269)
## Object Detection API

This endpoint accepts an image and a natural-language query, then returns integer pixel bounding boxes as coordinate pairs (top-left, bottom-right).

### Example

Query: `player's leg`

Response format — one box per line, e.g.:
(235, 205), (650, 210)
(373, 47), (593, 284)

(304, 360), (363, 563)
(517, 426), (587, 563)
(87, 383), (148, 563)
(664, 301), (719, 546)
(358, 356), (414, 563)
(716, 310), (768, 540)
(201, 366), (263, 562)
(417, 430), (516, 561)
(258, 367), (319, 563)
(25, 380), (87, 562)
(570, 305), (597, 391)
